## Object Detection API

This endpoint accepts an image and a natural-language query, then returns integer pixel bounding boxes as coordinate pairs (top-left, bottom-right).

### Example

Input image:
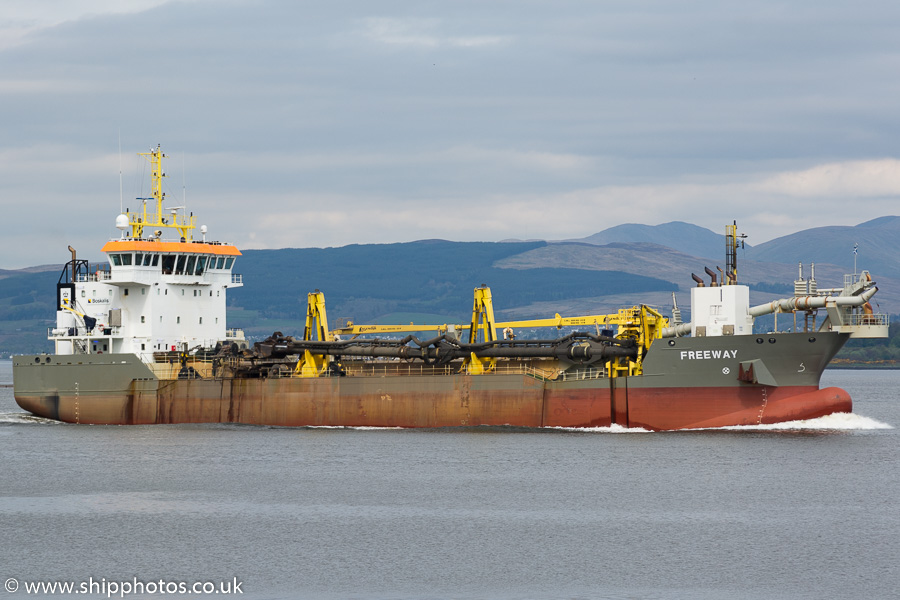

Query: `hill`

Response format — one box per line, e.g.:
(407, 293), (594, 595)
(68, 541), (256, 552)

(746, 216), (900, 279)
(0, 269), (59, 355)
(4, 217), (900, 355)
(563, 221), (743, 259)
(228, 240), (678, 334)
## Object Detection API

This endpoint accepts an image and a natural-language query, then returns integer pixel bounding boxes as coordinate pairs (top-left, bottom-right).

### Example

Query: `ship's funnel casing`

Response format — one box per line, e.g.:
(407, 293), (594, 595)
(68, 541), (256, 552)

(690, 284), (753, 337)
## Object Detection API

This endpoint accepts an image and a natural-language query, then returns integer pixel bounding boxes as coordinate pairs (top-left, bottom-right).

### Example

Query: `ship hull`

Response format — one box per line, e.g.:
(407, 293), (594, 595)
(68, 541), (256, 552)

(14, 332), (852, 431)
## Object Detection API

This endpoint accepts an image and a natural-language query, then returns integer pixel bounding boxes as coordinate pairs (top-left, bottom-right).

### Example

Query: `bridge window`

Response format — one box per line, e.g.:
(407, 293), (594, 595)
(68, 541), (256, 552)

(143, 254), (152, 266)
(175, 255), (186, 275)
(121, 253), (133, 266)
(186, 256), (196, 275)
(216, 257), (225, 269)
(110, 254), (121, 266)
(225, 258), (234, 269)
(162, 255), (175, 274)
(151, 254), (159, 266)
(135, 253), (143, 265)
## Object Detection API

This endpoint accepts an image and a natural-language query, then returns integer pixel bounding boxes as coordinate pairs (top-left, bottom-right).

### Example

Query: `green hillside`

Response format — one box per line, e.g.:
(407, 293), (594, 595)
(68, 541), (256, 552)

(0, 270), (58, 355)
(228, 240), (678, 333)
(0, 240), (679, 353)
(747, 216), (900, 278)
(3, 233), (896, 365)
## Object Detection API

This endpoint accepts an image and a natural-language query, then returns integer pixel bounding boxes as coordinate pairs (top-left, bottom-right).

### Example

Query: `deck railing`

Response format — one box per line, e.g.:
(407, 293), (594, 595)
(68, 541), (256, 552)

(149, 353), (605, 382)
(48, 326), (122, 338)
(846, 313), (889, 326)
(75, 271), (112, 283)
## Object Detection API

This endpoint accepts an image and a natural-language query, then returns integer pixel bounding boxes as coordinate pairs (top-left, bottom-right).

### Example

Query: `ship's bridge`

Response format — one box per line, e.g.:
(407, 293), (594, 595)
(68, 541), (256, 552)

(100, 240), (242, 287)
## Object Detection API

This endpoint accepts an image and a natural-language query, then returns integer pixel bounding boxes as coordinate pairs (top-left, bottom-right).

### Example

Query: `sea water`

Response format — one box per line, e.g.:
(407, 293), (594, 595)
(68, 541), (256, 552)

(0, 361), (897, 600)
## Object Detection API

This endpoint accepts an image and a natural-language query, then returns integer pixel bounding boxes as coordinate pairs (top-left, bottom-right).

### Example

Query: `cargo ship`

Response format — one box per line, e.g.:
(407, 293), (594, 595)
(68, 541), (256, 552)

(13, 146), (889, 430)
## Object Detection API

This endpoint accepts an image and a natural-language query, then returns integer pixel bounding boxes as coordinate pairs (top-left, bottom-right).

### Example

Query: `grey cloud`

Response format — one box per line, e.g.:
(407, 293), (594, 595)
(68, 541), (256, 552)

(1, 0), (899, 266)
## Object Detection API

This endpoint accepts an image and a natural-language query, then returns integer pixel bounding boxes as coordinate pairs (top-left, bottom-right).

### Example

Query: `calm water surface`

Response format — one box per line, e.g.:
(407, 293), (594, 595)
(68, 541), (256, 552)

(1, 361), (897, 599)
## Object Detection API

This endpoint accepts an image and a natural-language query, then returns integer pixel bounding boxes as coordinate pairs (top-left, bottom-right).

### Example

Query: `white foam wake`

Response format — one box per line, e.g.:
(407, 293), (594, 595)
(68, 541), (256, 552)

(711, 412), (893, 431)
(305, 425), (405, 430)
(552, 413), (892, 433)
(0, 411), (63, 425)
(550, 423), (652, 433)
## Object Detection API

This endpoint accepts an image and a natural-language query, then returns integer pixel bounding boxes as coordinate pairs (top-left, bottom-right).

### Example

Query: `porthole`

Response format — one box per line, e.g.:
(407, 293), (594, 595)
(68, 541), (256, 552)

(768, 338), (776, 344)
(808, 337), (816, 343)
(756, 338), (764, 344)
(668, 340), (675, 346)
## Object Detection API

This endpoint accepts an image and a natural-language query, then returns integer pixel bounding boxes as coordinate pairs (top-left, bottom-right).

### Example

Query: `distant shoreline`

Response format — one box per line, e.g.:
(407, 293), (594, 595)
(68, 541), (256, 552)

(829, 362), (900, 370)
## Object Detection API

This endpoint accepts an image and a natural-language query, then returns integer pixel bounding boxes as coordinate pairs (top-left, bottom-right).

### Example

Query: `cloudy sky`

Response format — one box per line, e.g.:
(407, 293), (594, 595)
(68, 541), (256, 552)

(2, 0), (899, 268)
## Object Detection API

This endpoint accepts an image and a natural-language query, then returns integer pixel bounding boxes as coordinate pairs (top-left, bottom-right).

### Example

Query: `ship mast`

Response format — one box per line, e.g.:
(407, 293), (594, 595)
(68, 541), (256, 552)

(724, 221), (746, 285)
(127, 145), (195, 241)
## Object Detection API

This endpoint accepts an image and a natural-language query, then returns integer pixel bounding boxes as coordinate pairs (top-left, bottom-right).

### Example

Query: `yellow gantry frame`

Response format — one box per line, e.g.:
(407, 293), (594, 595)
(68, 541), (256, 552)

(128, 145), (196, 241)
(465, 286), (499, 374)
(315, 286), (670, 378)
(294, 291), (333, 377)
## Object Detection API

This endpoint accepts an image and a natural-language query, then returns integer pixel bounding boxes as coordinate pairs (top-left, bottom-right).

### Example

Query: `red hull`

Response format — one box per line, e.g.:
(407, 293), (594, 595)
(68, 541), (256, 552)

(15, 380), (852, 431)
(543, 384), (850, 430)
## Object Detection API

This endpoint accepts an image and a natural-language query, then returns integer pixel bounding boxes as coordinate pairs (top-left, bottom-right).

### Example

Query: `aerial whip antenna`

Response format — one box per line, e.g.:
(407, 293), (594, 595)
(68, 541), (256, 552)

(118, 129), (123, 214)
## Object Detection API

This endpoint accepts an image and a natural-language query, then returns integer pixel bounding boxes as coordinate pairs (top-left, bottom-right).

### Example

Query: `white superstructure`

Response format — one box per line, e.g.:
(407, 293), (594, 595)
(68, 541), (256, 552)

(50, 145), (245, 362)
(690, 284), (753, 337)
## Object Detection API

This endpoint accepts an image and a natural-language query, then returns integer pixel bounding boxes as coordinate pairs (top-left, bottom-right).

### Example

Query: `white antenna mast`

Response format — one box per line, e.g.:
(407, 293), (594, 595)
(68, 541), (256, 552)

(118, 129), (123, 213)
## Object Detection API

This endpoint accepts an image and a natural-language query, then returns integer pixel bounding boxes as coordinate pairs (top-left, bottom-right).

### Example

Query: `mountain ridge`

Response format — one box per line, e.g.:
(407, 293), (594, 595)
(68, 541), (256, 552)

(2, 216), (898, 355)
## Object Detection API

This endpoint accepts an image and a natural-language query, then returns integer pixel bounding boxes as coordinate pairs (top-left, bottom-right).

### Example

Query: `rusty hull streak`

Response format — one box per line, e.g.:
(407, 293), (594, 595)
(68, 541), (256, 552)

(14, 378), (850, 431)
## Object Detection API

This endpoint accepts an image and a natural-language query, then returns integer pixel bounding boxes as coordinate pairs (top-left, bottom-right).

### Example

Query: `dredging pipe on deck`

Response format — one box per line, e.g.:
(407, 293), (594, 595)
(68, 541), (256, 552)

(747, 285), (878, 317)
(660, 286), (878, 338)
(253, 332), (639, 365)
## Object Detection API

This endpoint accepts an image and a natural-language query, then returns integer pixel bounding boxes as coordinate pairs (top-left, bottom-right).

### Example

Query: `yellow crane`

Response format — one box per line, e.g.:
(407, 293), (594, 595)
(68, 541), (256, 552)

(314, 285), (668, 378)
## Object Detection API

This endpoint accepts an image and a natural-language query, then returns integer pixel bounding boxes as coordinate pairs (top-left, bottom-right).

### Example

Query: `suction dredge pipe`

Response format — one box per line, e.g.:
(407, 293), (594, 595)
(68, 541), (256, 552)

(660, 285), (879, 338)
(254, 332), (638, 365)
(747, 285), (878, 317)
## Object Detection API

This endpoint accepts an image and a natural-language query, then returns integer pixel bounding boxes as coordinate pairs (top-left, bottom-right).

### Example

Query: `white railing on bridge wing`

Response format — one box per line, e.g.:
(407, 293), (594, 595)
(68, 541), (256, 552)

(847, 313), (889, 327)
(48, 326), (122, 338)
(231, 273), (243, 284)
(75, 271), (111, 283)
